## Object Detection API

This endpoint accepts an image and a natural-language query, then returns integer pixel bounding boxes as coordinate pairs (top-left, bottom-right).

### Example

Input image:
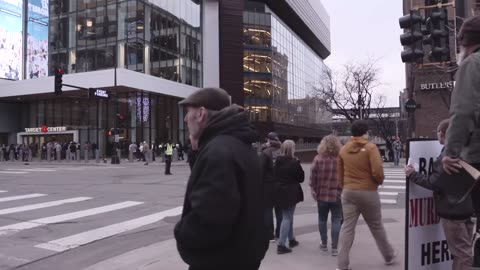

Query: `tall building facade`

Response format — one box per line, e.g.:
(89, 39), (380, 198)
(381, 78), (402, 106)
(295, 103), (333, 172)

(0, 0), (332, 155)
(402, 0), (479, 138)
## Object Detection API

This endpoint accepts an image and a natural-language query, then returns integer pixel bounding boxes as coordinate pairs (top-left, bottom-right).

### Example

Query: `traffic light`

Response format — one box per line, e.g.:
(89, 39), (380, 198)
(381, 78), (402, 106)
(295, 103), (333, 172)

(54, 68), (63, 95)
(424, 7), (450, 62)
(399, 10), (425, 63)
(117, 114), (126, 127)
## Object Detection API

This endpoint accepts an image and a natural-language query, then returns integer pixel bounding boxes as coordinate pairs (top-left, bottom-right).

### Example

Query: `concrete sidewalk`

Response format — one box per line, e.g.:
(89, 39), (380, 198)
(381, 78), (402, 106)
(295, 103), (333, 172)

(84, 209), (405, 270)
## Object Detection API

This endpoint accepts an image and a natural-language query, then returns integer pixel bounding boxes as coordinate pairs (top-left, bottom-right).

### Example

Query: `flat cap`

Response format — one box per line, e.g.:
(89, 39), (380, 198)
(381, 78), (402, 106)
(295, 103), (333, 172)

(178, 87), (231, 111)
(458, 15), (480, 46)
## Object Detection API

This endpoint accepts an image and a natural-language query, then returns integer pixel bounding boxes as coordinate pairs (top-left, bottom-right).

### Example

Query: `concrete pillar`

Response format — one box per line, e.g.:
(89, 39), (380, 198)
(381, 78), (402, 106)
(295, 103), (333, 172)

(0, 150), (4, 162)
(9, 150), (14, 161)
(95, 149), (100, 163)
(19, 149), (23, 162)
(28, 150), (32, 162)
(129, 150), (133, 163)
(47, 149), (51, 162)
(76, 149), (80, 161)
(56, 150), (61, 162)
(84, 150), (89, 163)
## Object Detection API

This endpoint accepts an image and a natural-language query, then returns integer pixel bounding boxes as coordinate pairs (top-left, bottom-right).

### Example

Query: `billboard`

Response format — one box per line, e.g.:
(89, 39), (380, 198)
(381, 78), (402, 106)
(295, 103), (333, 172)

(0, 0), (23, 80)
(27, 0), (48, 79)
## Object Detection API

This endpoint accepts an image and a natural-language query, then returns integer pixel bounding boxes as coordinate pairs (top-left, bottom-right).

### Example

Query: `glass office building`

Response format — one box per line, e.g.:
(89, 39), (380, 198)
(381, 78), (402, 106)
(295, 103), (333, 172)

(243, 4), (328, 128)
(49, 0), (202, 87)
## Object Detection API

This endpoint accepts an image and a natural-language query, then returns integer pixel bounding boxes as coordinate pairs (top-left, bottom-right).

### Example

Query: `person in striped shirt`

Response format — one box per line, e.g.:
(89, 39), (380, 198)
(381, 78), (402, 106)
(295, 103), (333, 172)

(309, 135), (343, 256)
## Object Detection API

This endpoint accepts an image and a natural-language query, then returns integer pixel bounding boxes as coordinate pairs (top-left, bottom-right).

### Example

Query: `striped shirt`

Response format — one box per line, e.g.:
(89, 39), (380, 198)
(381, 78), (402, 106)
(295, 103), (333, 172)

(309, 154), (342, 202)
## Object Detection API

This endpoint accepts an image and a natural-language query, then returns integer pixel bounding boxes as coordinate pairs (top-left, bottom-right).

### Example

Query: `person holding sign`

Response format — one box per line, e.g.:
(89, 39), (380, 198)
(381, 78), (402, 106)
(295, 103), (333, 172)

(406, 119), (474, 270)
(441, 15), (480, 268)
(336, 120), (397, 270)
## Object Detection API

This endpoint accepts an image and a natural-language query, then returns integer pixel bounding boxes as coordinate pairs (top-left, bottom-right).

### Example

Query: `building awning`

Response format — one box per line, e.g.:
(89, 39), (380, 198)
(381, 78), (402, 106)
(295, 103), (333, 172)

(0, 68), (198, 99)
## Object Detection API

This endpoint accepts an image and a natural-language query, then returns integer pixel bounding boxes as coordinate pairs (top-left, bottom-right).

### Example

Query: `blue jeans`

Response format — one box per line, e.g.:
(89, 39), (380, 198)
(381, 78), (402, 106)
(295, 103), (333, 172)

(279, 206), (296, 246)
(317, 200), (343, 249)
(393, 150), (400, 166)
(264, 206), (283, 239)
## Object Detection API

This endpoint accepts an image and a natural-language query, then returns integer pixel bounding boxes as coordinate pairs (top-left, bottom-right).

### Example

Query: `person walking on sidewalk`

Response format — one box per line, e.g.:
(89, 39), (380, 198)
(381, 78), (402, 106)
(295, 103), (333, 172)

(336, 120), (397, 270)
(392, 137), (402, 167)
(259, 132), (283, 242)
(174, 87), (268, 270)
(310, 135), (343, 256)
(406, 119), (474, 270)
(274, 140), (305, 254)
(164, 140), (173, 175)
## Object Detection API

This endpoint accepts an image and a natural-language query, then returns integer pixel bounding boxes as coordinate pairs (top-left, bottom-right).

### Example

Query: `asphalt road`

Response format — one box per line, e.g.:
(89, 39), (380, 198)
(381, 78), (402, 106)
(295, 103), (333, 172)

(0, 161), (405, 270)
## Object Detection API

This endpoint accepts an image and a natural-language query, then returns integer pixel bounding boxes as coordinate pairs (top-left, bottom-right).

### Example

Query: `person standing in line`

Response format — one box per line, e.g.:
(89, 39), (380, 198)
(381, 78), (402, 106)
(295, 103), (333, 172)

(274, 140), (304, 254)
(164, 140), (173, 175)
(174, 87), (268, 270)
(310, 135), (343, 256)
(259, 132), (283, 242)
(406, 119), (474, 270)
(336, 120), (397, 270)
(392, 137), (402, 167)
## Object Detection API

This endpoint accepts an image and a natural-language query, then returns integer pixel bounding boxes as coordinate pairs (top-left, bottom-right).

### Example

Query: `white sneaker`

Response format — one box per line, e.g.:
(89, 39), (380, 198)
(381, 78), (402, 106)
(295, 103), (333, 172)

(320, 244), (328, 251)
(385, 249), (398, 265)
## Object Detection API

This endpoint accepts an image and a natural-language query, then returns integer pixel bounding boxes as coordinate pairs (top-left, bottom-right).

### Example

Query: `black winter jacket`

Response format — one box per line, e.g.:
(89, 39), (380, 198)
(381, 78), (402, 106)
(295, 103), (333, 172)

(260, 141), (281, 208)
(174, 105), (268, 269)
(408, 149), (474, 220)
(274, 156), (305, 209)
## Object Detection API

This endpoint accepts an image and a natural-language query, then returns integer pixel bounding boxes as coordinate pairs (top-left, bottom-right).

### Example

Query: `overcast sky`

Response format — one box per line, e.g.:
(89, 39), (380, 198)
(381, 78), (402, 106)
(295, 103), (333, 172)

(321, 0), (405, 107)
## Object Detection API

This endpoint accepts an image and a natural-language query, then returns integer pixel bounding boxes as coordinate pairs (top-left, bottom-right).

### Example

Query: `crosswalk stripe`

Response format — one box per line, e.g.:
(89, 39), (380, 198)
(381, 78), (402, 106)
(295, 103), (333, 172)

(0, 194), (47, 202)
(380, 185), (406, 190)
(380, 199), (398, 204)
(0, 171), (28, 174)
(379, 191), (399, 196)
(0, 197), (92, 215)
(5, 169), (57, 172)
(36, 206), (183, 252)
(384, 180), (405, 183)
(0, 191), (7, 193)
(0, 201), (143, 236)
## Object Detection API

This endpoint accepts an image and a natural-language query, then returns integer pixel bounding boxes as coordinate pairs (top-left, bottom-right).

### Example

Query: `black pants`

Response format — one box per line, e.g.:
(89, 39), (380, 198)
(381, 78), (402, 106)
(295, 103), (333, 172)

(165, 155), (172, 174)
(265, 206), (283, 239)
(473, 163), (480, 228)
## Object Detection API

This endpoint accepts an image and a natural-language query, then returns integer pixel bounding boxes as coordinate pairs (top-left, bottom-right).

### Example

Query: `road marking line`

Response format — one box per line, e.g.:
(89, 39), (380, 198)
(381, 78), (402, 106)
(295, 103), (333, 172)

(384, 180), (405, 183)
(0, 171), (28, 174)
(380, 185), (406, 190)
(0, 191), (7, 193)
(5, 169), (57, 172)
(0, 201), (143, 236)
(0, 197), (92, 215)
(0, 194), (47, 203)
(379, 192), (399, 196)
(36, 206), (183, 252)
(381, 199), (398, 204)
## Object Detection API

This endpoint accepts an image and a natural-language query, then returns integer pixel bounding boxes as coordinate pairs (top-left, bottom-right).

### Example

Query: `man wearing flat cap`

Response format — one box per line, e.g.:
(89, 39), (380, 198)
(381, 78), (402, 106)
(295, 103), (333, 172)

(441, 15), (480, 268)
(174, 87), (268, 270)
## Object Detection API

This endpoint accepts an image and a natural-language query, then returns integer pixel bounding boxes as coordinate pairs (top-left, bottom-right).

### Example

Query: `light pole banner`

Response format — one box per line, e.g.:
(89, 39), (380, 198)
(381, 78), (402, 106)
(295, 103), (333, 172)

(406, 139), (451, 270)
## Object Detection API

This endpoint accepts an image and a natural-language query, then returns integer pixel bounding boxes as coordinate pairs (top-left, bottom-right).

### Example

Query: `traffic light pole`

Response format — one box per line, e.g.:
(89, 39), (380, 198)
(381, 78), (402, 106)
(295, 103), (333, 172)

(61, 84), (89, 91)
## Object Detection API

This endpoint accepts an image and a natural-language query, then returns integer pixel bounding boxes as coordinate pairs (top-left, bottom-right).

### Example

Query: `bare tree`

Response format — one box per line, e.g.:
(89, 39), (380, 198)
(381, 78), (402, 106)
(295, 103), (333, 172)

(369, 95), (398, 148)
(313, 59), (380, 122)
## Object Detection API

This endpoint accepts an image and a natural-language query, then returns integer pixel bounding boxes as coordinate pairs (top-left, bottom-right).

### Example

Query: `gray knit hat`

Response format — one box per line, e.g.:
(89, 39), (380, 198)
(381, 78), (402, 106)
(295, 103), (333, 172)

(458, 15), (480, 46)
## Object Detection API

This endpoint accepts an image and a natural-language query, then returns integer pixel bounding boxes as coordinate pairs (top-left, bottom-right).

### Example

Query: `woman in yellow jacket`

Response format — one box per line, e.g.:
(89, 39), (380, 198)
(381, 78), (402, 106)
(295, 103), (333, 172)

(336, 120), (397, 270)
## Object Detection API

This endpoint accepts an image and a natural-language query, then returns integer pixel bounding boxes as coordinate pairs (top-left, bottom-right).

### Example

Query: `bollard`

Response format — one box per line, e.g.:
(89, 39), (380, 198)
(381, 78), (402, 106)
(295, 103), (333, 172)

(66, 151), (71, 162)
(76, 149), (80, 161)
(84, 150), (88, 163)
(56, 150), (61, 162)
(19, 149), (23, 162)
(129, 150), (133, 163)
(95, 150), (100, 163)
(47, 149), (51, 162)
(117, 149), (122, 163)
(173, 149), (178, 161)
(9, 150), (14, 161)
(0, 150), (4, 162)
(28, 151), (32, 162)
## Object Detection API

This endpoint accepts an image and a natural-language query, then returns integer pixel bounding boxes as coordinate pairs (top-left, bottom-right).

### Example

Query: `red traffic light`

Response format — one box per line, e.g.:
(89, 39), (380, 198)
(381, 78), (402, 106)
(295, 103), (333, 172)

(107, 130), (112, 136)
(118, 114), (125, 121)
(57, 68), (63, 75)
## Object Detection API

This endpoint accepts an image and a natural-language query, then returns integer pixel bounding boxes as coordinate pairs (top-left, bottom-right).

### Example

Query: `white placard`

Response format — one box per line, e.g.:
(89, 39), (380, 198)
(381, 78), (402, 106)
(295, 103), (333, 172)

(407, 139), (451, 270)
